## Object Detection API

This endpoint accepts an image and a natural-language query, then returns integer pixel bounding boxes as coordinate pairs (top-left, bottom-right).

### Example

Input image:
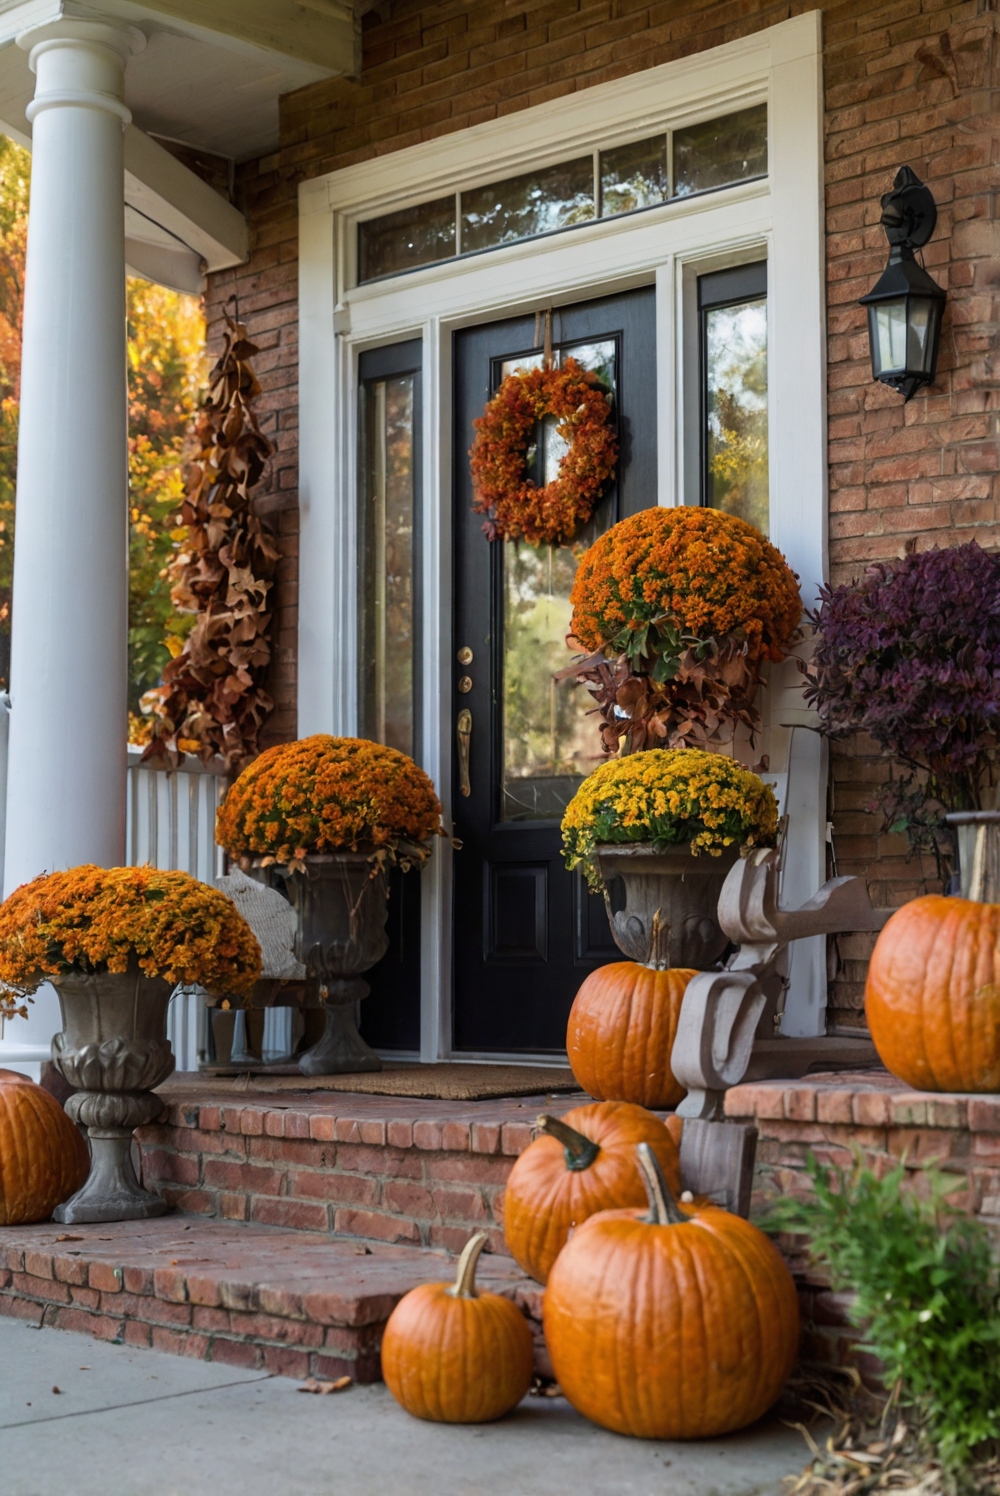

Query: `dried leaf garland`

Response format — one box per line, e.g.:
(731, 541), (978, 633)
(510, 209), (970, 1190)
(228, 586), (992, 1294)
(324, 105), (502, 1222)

(140, 313), (278, 770)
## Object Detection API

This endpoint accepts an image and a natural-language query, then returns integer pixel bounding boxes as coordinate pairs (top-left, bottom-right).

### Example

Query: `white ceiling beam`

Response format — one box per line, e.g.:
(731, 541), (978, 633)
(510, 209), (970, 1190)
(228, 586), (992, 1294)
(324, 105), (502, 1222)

(123, 124), (246, 275)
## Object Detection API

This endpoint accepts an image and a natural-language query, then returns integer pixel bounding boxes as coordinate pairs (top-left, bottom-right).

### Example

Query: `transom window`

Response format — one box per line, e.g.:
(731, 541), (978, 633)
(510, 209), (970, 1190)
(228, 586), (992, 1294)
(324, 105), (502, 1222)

(357, 103), (767, 284)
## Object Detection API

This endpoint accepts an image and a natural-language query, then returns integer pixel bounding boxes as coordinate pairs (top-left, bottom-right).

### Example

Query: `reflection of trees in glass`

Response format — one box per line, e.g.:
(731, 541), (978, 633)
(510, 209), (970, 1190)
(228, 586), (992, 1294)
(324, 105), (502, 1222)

(705, 300), (768, 536)
(462, 158), (594, 253)
(504, 540), (599, 800)
(381, 378), (414, 753)
(600, 136), (667, 216)
(674, 104), (767, 197)
(359, 197), (456, 282)
(361, 375), (414, 755)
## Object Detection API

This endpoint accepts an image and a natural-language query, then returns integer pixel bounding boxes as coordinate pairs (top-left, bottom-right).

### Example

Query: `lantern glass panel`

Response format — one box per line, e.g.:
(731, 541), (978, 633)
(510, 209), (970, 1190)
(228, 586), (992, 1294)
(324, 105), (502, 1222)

(871, 298), (908, 376)
(907, 296), (939, 375)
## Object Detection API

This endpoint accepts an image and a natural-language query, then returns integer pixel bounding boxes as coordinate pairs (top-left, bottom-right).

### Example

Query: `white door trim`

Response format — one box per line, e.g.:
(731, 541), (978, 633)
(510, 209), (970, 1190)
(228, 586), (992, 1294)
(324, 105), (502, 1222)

(297, 10), (827, 1058)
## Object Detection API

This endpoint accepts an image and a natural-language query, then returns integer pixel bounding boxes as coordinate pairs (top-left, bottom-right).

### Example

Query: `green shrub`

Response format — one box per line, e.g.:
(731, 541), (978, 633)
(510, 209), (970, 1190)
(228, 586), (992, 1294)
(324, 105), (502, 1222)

(765, 1153), (1000, 1468)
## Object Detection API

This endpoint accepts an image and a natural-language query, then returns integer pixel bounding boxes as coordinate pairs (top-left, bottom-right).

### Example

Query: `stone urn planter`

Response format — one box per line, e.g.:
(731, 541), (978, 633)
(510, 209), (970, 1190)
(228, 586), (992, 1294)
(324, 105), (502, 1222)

(277, 853), (387, 1076)
(945, 811), (1000, 903)
(596, 843), (741, 970)
(50, 961), (175, 1224)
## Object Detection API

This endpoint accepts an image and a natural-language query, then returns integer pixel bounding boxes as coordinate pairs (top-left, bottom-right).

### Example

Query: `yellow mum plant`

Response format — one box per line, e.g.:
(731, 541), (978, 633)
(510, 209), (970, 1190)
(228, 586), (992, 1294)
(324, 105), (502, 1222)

(0, 865), (261, 998)
(216, 734), (445, 871)
(562, 748), (778, 888)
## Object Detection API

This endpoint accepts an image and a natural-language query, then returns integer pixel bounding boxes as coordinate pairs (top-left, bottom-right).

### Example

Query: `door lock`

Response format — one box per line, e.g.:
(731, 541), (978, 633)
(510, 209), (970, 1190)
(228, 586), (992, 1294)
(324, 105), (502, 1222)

(457, 709), (472, 797)
(457, 646), (473, 665)
(458, 675), (473, 693)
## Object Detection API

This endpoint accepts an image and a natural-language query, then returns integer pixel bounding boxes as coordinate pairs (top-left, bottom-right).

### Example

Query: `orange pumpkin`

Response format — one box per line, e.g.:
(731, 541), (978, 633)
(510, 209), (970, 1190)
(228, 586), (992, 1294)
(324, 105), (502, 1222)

(866, 894), (1000, 1092)
(381, 1231), (533, 1422)
(544, 1143), (799, 1439)
(502, 1100), (681, 1284)
(567, 962), (696, 1108)
(0, 1069), (89, 1225)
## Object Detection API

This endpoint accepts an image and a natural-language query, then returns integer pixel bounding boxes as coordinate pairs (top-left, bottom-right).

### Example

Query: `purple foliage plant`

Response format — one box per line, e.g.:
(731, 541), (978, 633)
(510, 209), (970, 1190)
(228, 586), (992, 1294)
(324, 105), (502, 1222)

(803, 542), (1000, 882)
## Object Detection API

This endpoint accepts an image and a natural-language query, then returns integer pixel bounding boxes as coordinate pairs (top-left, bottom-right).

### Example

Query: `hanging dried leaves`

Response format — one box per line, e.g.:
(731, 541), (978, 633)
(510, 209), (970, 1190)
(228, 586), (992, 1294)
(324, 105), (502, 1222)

(140, 313), (278, 770)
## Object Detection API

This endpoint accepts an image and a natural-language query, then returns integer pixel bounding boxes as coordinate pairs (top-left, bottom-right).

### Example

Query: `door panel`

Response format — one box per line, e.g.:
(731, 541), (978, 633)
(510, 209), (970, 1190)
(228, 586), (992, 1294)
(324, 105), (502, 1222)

(452, 287), (656, 1053)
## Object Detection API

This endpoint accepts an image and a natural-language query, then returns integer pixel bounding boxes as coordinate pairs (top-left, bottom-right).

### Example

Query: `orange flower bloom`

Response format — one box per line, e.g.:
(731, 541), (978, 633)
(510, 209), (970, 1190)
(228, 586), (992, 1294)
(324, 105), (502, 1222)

(570, 506), (801, 664)
(216, 734), (444, 867)
(470, 358), (618, 545)
(0, 865), (261, 997)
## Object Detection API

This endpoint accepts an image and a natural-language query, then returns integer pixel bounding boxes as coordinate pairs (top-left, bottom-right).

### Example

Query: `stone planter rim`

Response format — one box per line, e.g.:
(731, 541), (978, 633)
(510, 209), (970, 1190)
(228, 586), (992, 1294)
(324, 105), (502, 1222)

(944, 811), (1000, 825)
(594, 840), (743, 864)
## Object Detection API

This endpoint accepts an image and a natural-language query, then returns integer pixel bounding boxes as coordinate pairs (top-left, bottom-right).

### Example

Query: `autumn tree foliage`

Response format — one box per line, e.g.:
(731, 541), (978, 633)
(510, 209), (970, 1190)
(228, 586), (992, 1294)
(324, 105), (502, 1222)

(140, 314), (277, 769)
(127, 279), (205, 714)
(0, 136), (207, 709)
(0, 137), (29, 685)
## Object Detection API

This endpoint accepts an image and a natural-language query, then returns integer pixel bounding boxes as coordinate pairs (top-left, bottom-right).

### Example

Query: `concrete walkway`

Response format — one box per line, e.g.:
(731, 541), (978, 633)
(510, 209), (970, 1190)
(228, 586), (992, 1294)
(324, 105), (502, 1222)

(0, 1318), (806, 1496)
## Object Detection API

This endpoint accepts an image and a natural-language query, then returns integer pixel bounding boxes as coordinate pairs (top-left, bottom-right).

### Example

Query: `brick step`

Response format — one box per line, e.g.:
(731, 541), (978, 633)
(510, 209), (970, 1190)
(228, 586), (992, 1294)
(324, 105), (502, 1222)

(0, 1217), (542, 1383)
(136, 1083), (582, 1253)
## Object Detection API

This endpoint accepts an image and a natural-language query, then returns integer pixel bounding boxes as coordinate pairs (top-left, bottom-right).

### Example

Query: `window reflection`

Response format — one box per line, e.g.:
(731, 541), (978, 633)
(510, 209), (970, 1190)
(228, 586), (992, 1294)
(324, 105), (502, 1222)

(357, 106), (768, 284)
(704, 298), (768, 535)
(358, 196), (456, 282)
(462, 157), (594, 254)
(360, 375), (416, 754)
(674, 104), (767, 198)
(600, 136), (667, 216)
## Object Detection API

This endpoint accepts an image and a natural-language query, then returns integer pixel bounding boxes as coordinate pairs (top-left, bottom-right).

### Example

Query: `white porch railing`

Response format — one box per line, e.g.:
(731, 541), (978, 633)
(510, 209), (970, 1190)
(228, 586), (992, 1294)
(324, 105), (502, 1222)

(126, 745), (228, 1071)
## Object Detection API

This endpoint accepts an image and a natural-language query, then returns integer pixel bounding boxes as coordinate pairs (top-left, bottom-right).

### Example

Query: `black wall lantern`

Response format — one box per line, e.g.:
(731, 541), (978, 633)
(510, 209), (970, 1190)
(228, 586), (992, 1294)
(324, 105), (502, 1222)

(859, 166), (946, 402)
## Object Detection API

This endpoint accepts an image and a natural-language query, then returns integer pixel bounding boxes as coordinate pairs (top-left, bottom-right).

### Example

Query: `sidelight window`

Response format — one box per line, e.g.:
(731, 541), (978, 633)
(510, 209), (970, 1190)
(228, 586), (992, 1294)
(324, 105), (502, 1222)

(358, 340), (421, 757)
(699, 261), (769, 536)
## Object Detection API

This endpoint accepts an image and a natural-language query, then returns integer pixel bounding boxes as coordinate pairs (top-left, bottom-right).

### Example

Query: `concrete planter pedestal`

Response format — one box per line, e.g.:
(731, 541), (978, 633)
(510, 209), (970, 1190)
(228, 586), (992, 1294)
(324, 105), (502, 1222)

(50, 963), (175, 1223)
(278, 854), (387, 1076)
(595, 842), (740, 969)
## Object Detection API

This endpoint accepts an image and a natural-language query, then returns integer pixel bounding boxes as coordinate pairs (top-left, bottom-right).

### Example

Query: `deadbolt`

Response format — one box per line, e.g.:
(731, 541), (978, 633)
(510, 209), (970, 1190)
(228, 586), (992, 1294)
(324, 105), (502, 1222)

(458, 676), (473, 694)
(457, 646), (473, 665)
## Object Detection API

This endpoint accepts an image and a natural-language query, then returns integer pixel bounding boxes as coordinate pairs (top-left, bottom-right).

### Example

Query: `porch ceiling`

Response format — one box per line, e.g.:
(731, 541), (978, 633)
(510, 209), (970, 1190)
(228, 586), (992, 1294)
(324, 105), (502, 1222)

(0, 0), (363, 290)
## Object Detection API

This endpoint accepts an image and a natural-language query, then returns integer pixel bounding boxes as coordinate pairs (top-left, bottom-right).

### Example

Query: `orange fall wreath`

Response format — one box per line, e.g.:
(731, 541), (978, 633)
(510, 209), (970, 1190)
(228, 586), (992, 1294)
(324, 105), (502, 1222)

(469, 358), (618, 546)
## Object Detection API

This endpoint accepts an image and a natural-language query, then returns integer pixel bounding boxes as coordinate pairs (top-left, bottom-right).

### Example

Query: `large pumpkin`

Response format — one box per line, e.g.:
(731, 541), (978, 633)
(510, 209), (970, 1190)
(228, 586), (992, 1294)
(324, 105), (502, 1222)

(544, 1143), (799, 1439)
(866, 894), (1000, 1092)
(381, 1231), (533, 1422)
(0, 1070), (89, 1224)
(567, 962), (696, 1108)
(502, 1100), (681, 1284)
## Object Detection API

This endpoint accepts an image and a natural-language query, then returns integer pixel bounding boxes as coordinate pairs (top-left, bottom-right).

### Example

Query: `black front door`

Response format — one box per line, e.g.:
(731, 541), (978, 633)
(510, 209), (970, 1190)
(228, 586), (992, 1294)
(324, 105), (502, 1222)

(452, 287), (657, 1053)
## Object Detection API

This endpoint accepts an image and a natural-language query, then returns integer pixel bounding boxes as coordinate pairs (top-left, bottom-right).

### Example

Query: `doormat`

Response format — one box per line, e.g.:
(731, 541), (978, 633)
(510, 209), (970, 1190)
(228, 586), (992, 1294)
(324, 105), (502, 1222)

(170, 1063), (583, 1102)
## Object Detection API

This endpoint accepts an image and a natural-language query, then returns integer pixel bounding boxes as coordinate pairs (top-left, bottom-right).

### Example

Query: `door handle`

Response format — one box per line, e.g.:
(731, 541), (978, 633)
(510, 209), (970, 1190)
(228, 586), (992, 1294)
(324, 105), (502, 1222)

(457, 708), (472, 797)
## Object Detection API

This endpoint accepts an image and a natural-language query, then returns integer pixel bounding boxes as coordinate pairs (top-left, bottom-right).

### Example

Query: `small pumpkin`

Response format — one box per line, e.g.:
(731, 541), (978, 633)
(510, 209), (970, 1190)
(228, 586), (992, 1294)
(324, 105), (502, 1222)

(502, 1100), (681, 1284)
(567, 962), (696, 1108)
(0, 1069), (89, 1225)
(544, 1143), (799, 1440)
(866, 894), (1000, 1092)
(381, 1231), (534, 1423)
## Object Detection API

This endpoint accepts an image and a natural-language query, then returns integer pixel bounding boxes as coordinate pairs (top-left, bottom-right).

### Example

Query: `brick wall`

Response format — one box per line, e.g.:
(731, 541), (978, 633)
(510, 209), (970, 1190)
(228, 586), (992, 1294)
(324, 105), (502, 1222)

(210, 0), (1000, 1016)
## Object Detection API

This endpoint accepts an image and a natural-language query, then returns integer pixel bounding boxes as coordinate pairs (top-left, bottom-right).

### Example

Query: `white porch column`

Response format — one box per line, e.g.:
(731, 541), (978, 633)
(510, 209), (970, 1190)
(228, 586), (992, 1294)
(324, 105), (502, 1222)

(0, 18), (143, 1075)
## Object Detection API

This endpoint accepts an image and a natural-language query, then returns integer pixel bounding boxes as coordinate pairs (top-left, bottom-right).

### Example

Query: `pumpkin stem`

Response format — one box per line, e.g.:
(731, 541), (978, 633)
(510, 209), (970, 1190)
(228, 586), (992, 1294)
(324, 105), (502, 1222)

(450, 1231), (489, 1298)
(636, 1142), (687, 1226)
(536, 1114), (601, 1172)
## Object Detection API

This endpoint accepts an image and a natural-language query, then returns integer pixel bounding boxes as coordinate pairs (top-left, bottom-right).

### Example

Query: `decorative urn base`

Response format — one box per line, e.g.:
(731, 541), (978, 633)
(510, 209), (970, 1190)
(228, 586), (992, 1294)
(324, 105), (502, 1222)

(279, 854), (388, 1076)
(50, 966), (175, 1223)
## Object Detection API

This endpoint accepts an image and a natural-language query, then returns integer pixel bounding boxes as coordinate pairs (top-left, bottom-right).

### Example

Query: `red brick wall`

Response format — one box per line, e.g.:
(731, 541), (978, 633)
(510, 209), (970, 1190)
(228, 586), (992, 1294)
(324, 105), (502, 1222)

(209, 0), (1000, 1019)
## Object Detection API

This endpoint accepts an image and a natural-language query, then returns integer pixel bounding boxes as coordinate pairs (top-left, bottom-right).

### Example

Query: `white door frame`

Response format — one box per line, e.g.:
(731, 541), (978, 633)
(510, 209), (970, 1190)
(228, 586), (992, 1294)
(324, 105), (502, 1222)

(297, 10), (827, 1060)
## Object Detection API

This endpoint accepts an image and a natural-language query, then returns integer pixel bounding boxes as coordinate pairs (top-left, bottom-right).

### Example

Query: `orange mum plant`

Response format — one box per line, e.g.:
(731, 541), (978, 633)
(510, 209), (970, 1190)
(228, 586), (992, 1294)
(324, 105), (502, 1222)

(469, 358), (618, 545)
(215, 734), (445, 874)
(565, 506), (802, 754)
(0, 866), (261, 998)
